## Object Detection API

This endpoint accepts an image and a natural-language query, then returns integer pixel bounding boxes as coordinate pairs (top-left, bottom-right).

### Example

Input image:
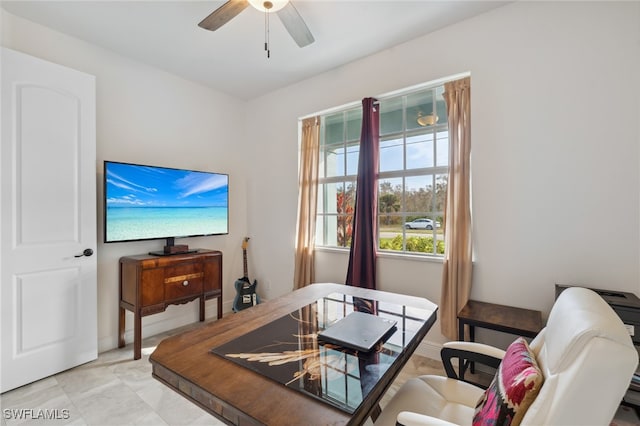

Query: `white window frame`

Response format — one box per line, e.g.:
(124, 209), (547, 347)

(312, 75), (466, 257)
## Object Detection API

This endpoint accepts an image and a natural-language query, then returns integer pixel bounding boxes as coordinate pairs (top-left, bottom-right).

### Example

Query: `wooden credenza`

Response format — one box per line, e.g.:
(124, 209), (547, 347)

(118, 249), (222, 359)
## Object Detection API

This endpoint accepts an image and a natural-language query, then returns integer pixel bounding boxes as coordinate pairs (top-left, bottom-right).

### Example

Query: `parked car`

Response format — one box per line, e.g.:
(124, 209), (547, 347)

(404, 218), (441, 230)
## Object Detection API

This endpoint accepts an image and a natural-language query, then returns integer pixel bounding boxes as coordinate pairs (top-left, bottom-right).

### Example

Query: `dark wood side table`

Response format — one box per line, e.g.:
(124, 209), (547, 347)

(458, 300), (543, 341)
(457, 300), (543, 377)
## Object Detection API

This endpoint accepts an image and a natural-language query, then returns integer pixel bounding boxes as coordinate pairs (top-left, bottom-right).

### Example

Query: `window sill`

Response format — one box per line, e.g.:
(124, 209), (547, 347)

(314, 246), (444, 264)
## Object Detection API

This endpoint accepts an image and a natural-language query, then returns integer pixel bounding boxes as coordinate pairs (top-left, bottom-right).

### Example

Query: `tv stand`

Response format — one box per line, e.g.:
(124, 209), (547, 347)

(148, 249), (198, 256)
(150, 237), (194, 256)
(118, 249), (222, 359)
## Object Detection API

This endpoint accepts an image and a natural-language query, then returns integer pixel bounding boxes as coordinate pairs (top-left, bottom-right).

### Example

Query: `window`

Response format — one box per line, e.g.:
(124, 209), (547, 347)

(316, 84), (449, 256)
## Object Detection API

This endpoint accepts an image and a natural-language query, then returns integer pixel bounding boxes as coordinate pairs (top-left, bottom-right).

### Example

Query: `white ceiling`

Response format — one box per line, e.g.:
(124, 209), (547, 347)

(1, 1), (509, 100)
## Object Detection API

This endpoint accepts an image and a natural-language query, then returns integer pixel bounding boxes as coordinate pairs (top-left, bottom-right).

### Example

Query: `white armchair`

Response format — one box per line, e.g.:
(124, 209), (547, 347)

(375, 287), (639, 426)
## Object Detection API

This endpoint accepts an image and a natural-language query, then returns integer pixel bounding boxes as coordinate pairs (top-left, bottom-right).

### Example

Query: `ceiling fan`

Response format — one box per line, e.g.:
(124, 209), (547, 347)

(198, 0), (315, 52)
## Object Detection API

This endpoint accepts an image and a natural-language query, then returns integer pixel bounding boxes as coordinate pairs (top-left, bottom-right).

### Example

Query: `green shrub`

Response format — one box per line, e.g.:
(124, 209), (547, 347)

(379, 235), (445, 255)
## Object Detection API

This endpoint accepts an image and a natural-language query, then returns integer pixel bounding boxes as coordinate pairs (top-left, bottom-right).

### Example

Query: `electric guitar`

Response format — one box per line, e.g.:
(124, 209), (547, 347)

(232, 237), (259, 312)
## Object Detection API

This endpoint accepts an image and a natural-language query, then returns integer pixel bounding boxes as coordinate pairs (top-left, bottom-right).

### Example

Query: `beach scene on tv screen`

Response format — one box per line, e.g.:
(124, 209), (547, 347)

(105, 163), (228, 242)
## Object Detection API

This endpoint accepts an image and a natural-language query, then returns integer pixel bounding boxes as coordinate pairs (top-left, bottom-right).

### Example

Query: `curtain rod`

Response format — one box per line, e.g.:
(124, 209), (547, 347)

(299, 71), (470, 120)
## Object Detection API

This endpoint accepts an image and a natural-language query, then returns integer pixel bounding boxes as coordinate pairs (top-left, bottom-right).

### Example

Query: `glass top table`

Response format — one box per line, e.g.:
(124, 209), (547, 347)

(150, 284), (438, 426)
(212, 293), (434, 414)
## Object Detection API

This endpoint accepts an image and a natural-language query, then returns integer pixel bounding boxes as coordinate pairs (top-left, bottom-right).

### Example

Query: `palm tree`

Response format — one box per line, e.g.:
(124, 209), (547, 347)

(379, 193), (400, 225)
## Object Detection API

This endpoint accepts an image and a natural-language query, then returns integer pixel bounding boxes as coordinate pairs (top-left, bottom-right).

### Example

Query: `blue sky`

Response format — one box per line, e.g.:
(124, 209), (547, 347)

(329, 131), (449, 186)
(105, 162), (228, 208)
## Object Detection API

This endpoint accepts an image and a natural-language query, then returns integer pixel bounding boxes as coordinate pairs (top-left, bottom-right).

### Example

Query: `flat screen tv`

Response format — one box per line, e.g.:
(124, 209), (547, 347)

(104, 161), (228, 254)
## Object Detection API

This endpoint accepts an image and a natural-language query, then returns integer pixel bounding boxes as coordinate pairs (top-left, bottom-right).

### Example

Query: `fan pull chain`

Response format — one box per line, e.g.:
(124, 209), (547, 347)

(264, 2), (272, 58)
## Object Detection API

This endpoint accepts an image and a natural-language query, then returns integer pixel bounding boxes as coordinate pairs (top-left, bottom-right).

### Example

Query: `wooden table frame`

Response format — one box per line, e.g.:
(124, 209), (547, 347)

(149, 283), (438, 426)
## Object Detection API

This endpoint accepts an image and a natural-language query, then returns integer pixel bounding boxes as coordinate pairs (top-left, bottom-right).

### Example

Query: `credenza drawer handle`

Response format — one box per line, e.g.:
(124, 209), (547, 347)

(165, 272), (204, 284)
(183, 280), (189, 286)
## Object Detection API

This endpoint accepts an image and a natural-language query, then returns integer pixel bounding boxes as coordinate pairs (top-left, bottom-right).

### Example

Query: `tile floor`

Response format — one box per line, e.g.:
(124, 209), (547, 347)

(0, 325), (227, 426)
(1, 321), (637, 426)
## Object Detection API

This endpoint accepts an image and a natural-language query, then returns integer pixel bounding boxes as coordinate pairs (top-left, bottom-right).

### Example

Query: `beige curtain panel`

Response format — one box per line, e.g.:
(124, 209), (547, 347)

(293, 116), (321, 289)
(440, 77), (473, 340)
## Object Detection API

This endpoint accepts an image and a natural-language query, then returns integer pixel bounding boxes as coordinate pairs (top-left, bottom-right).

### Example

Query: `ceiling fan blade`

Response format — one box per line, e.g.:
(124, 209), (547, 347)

(198, 0), (249, 31)
(277, 2), (314, 48)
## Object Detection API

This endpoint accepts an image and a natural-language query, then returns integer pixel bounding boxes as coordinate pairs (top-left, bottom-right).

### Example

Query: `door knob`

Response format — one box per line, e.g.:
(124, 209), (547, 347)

(75, 248), (94, 257)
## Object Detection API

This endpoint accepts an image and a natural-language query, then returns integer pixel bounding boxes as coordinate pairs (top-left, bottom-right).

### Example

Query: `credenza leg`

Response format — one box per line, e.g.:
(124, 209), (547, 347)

(118, 306), (125, 348)
(134, 311), (141, 360)
(199, 296), (205, 322)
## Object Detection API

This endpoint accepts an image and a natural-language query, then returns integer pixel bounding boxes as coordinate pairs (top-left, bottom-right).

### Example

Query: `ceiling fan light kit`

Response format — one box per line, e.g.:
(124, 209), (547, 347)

(417, 112), (439, 127)
(198, 0), (314, 57)
(248, 0), (288, 13)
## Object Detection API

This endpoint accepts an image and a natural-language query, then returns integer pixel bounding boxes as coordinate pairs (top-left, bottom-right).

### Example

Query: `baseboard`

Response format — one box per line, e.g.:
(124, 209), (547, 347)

(100, 311), (195, 353)
(99, 299), (227, 353)
(98, 336), (115, 353)
(415, 339), (442, 360)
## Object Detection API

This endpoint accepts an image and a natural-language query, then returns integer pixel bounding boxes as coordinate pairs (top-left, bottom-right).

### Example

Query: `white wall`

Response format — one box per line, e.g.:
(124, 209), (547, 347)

(2, 1), (639, 356)
(1, 11), (250, 352)
(245, 1), (640, 349)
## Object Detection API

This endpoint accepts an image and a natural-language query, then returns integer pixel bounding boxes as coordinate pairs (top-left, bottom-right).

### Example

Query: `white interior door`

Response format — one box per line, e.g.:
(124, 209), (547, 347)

(1, 47), (97, 393)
